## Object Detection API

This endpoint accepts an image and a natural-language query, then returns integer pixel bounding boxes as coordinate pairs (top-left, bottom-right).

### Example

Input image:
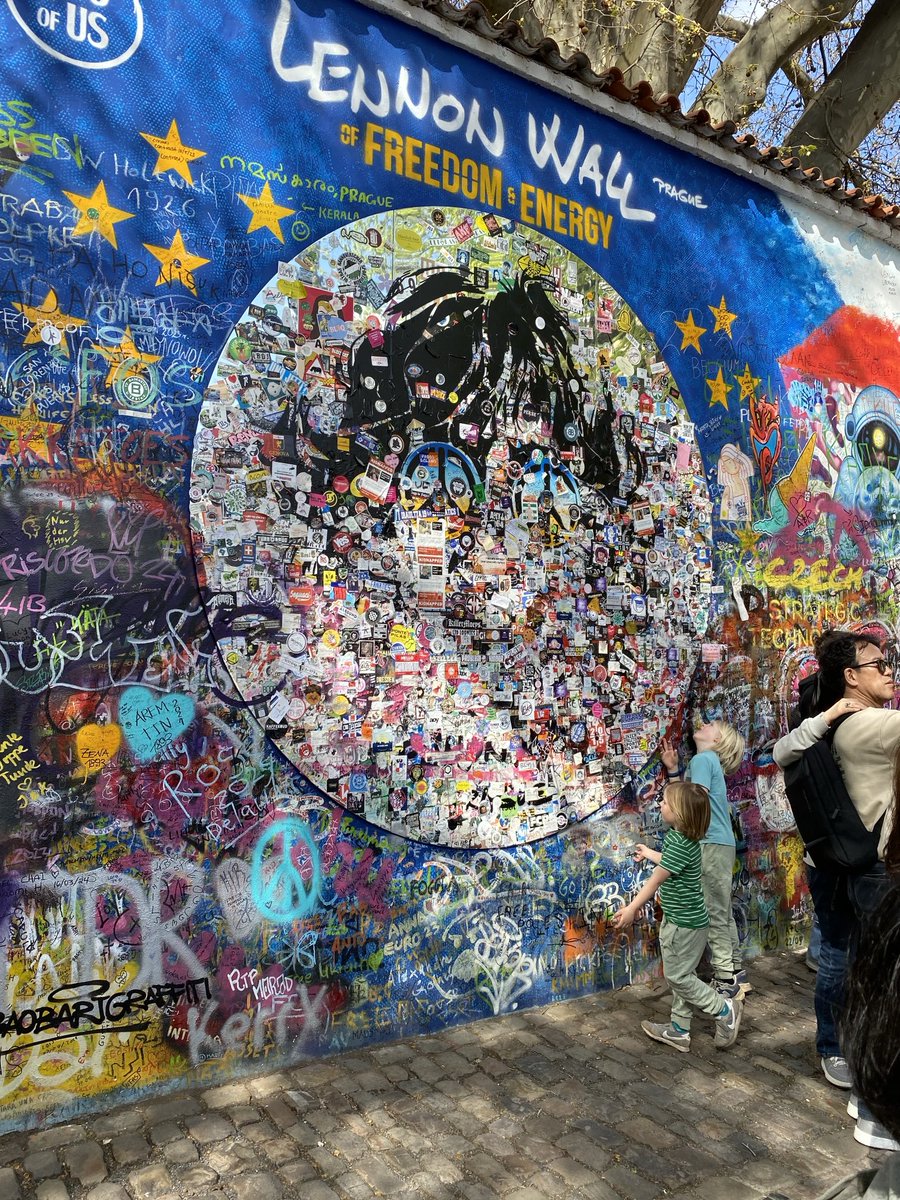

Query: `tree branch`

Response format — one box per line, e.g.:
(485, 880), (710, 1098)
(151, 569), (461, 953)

(695, 0), (859, 125)
(785, 0), (900, 183)
(470, 0), (545, 45)
(615, 1), (728, 95)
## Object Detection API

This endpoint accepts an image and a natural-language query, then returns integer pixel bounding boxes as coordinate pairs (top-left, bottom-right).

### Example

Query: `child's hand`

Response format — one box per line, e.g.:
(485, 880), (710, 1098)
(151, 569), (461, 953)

(660, 737), (678, 773)
(633, 844), (652, 862)
(612, 905), (635, 929)
(824, 697), (865, 726)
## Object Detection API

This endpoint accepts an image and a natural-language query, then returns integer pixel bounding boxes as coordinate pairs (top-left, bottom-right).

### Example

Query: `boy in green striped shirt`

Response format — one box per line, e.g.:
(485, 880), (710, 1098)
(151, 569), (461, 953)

(613, 782), (743, 1052)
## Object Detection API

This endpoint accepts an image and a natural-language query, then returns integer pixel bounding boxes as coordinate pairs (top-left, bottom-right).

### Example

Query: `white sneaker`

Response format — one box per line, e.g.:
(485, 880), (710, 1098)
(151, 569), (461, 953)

(821, 1056), (852, 1089)
(855, 1117), (900, 1151)
(714, 997), (743, 1048)
(641, 1020), (691, 1053)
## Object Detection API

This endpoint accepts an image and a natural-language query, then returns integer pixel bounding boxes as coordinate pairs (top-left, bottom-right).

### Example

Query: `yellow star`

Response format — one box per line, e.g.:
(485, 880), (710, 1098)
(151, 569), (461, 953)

(706, 366), (733, 411)
(63, 181), (134, 248)
(238, 181), (296, 243)
(140, 119), (206, 185)
(708, 295), (738, 337)
(674, 310), (706, 352)
(14, 288), (85, 357)
(736, 363), (761, 401)
(0, 398), (62, 461)
(733, 524), (761, 554)
(94, 326), (161, 386)
(143, 230), (210, 295)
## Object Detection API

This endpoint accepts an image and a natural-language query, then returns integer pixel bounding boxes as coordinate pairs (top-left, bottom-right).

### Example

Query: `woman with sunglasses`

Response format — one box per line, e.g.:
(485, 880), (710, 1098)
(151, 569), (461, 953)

(773, 629), (900, 1151)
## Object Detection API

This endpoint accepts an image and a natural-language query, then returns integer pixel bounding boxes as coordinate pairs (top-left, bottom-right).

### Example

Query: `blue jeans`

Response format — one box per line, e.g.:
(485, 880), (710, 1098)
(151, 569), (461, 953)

(806, 864), (853, 1059)
(809, 914), (821, 961)
(807, 862), (888, 1122)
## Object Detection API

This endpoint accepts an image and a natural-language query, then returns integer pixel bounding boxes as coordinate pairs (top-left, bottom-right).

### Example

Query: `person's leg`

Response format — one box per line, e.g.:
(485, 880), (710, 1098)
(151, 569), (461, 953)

(700, 843), (740, 985)
(641, 919), (694, 1051)
(661, 921), (728, 1022)
(807, 913), (821, 970)
(806, 863), (853, 1062)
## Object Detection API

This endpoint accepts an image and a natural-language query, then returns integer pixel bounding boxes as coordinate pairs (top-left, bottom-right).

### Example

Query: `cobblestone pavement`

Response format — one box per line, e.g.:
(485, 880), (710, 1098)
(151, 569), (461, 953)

(0, 950), (883, 1200)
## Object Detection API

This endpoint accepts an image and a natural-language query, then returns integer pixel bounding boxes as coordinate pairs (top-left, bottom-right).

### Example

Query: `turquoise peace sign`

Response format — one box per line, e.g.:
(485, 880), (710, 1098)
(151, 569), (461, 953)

(250, 818), (322, 923)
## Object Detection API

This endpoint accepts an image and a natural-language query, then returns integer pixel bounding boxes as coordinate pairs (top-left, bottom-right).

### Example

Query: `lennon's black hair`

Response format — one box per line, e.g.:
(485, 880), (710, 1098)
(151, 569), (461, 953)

(842, 878), (900, 1138)
(301, 267), (628, 496)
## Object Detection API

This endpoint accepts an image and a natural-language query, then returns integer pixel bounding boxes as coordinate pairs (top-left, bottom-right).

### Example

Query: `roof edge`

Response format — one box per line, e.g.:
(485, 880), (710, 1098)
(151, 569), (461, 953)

(351, 0), (900, 251)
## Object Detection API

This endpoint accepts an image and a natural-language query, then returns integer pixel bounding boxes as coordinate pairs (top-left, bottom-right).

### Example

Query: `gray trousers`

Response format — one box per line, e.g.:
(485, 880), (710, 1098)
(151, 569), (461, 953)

(701, 841), (742, 979)
(659, 918), (724, 1030)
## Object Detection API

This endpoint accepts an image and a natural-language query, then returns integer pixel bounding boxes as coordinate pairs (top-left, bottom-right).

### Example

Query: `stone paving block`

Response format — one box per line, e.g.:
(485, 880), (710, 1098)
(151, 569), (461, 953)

(178, 1165), (219, 1192)
(110, 1135), (151, 1166)
(23, 1150), (60, 1180)
(229, 1172), (282, 1200)
(92, 1111), (144, 1138)
(162, 1139), (198, 1165)
(334, 1170), (375, 1200)
(240, 1121), (278, 1144)
(548, 1156), (603, 1189)
(202, 1084), (251, 1109)
(216, 1142), (261, 1173)
(355, 1156), (405, 1195)
(141, 1099), (203, 1125)
(125, 1164), (174, 1200)
(228, 1105), (263, 1128)
(62, 1142), (107, 1187)
(288, 1182), (339, 1200)
(452, 1185), (497, 1200)
(689, 1177), (768, 1200)
(277, 1159), (317, 1188)
(28, 1128), (84, 1154)
(578, 1182), (620, 1200)
(601, 1164), (664, 1200)
(35, 1183), (68, 1200)
(184, 1115), (234, 1145)
(258, 1138), (298, 1167)
(147, 1124), (181, 1147)
(85, 1185), (129, 1200)
(0, 1168), (19, 1200)
(248, 1074), (291, 1099)
(284, 1122), (320, 1148)
(262, 1098), (296, 1130)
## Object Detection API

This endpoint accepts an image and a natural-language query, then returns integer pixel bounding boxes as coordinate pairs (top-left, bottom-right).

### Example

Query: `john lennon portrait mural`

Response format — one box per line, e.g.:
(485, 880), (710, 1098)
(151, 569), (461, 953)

(192, 209), (713, 847)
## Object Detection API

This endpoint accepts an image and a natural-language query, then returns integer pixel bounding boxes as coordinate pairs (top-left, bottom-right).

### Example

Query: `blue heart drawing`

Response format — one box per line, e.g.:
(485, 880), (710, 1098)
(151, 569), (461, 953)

(119, 687), (196, 762)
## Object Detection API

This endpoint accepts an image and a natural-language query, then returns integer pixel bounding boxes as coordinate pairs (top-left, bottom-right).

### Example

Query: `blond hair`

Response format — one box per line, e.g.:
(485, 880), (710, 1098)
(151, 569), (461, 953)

(713, 722), (745, 776)
(665, 782), (710, 842)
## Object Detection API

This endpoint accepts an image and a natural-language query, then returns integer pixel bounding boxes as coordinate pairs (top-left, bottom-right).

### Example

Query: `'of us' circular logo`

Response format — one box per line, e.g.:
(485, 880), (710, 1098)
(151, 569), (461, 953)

(6, 0), (144, 70)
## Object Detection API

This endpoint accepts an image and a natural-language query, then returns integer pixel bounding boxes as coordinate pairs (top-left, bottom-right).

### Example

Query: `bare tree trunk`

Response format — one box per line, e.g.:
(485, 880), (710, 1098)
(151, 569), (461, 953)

(617, 0), (726, 95)
(786, 0), (900, 183)
(695, 0), (858, 125)
(470, 0), (545, 46)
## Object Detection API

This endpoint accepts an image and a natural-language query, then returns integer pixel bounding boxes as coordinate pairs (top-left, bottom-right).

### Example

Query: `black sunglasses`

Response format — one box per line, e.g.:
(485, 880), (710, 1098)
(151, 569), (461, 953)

(854, 658), (894, 676)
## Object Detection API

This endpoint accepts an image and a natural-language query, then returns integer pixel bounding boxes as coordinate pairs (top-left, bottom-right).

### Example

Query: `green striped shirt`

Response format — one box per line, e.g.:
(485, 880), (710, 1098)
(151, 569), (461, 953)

(658, 829), (709, 929)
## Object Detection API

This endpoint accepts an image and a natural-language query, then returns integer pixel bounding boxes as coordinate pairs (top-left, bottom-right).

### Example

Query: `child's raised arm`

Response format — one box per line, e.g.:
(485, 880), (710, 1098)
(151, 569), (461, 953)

(612, 865), (670, 929)
(660, 737), (680, 775)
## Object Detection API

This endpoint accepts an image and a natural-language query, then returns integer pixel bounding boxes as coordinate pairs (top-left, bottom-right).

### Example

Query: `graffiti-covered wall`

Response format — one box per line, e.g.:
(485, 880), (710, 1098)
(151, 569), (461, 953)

(0, 0), (895, 1128)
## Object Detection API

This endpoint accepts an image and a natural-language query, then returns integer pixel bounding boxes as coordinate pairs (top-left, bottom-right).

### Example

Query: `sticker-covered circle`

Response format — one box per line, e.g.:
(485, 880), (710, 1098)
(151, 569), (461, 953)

(191, 207), (713, 848)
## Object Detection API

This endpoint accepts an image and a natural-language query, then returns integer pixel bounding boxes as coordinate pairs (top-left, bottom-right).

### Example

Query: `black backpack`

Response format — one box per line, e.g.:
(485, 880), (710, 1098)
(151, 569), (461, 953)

(782, 717), (881, 872)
